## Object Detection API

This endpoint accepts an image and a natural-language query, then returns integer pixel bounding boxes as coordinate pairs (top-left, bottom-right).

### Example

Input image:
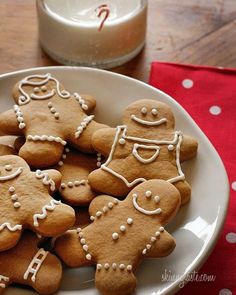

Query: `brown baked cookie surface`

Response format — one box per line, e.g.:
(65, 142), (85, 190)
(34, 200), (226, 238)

(0, 73), (107, 168)
(54, 179), (181, 295)
(0, 155), (75, 252)
(0, 231), (62, 294)
(89, 99), (198, 204)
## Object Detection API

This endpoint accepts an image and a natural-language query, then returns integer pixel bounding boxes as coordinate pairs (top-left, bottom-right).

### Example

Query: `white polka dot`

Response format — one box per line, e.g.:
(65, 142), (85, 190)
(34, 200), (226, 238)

(226, 232), (236, 243)
(219, 289), (232, 295)
(231, 181), (236, 191)
(209, 106), (221, 115)
(182, 79), (194, 89)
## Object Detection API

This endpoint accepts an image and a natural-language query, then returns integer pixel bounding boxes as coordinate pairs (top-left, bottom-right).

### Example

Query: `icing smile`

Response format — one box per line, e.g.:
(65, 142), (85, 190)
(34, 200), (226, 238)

(131, 115), (167, 126)
(0, 167), (23, 181)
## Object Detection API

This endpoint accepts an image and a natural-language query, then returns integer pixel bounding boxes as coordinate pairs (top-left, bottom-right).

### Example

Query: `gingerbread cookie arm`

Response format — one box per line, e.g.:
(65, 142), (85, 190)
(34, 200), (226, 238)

(88, 195), (118, 218)
(40, 169), (62, 191)
(80, 94), (97, 114)
(54, 230), (91, 267)
(180, 135), (198, 162)
(92, 128), (117, 156)
(0, 226), (22, 252)
(144, 230), (176, 258)
(0, 109), (23, 136)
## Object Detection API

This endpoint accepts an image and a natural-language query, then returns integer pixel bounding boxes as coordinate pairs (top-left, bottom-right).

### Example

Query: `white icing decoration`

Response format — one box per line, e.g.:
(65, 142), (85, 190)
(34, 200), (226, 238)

(90, 216), (95, 221)
(77, 230), (93, 261)
(9, 187), (15, 193)
(27, 135), (67, 146)
(96, 211), (102, 217)
(159, 226), (164, 232)
(23, 248), (48, 282)
(120, 225), (126, 232)
(0, 222), (22, 232)
(41, 85), (47, 92)
(127, 218), (133, 225)
(141, 107), (147, 114)
(13, 202), (21, 208)
(145, 191), (152, 198)
(112, 232), (119, 240)
(74, 93), (89, 111)
(96, 263), (133, 272)
(131, 115), (167, 126)
(0, 275), (9, 288)
(48, 102), (60, 119)
(13, 105), (26, 129)
(97, 153), (102, 167)
(4, 165), (12, 171)
(0, 167), (23, 181)
(101, 126), (185, 186)
(132, 144), (160, 164)
(57, 146), (70, 167)
(60, 180), (87, 189)
(155, 231), (160, 237)
(33, 199), (61, 227)
(132, 193), (162, 215)
(119, 138), (126, 145)
(151, 108), (158, 116)
(18, 73), (70, 105)
(168, 144), (175, 151)
(151, 237), (156, 242)
(35, 170), (56, 191)
(75, 115), (94, 139)
(142, 227), (165, 255)
(154, 196), (160, 203)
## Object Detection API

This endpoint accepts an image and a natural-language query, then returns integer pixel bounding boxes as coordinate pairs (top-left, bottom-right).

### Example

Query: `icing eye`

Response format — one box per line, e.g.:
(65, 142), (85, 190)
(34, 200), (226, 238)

(5, 165), (12, 171)
(34, 87), (40, 93)
(141, 107), (147, 114)
(151, 108), (158, 116)
(41, 86), (47, 92)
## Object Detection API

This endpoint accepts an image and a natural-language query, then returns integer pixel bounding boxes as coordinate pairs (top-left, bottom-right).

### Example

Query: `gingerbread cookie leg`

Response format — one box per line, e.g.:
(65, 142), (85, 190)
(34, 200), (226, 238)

(0, 231), (62, 295)
(0, 229), (22, 252)
(19, 140), (65, 169)
(173, 180), (191, 205)
(95, 267), (137, 295)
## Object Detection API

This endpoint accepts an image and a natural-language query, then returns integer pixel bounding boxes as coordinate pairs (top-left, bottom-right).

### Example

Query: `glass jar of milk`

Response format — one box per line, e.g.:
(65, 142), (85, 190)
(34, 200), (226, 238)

(37, 0), (147, 69)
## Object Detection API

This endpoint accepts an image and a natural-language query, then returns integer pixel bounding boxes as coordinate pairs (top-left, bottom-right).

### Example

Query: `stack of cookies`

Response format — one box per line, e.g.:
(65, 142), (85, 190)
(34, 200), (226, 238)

(0, 73), (198, 295)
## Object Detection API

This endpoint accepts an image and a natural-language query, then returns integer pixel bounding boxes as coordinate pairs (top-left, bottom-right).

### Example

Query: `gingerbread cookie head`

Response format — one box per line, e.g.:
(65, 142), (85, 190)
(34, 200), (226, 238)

(0, 231), (62, 295)
(54, 180), (181, 295)
(0, 73), (108, 168)
(122, 99), (175, 133)
(0, 155), (75, 252)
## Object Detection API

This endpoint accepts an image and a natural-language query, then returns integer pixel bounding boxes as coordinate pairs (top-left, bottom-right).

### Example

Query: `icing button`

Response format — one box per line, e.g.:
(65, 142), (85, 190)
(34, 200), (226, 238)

(112, 233), (119, 240)
(119, 138), (126, 145)
(168, 144), (175, 151)
(86, 254), (92, 261)
(11, 194), (18, 201)
(104, 263), (110, 270)
(14, 202), (21, 208)
(127, 218), (133, 225)
(155, 231), (160, 237)
(108, 202), (114, 209)
(112, 263), (117, 270)
(145, 191), (152, 198)
(9, 187), (15, 193)
(120, 225), (126, 232)
(151, 237), (156, 243)
(80, 238), (86, 245)
(159, 226), (164, 232)
(90, 216), (95, 221)
(103, 206), (108, 213)
(96, 211), (102, 217)
(119, 264), (125, 270)
(127, 265), (132, 271)
(97, 264), (102, 270)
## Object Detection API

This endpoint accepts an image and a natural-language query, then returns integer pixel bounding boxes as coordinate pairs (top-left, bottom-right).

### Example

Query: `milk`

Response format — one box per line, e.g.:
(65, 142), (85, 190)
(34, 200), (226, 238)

(37, 0), (147, 68)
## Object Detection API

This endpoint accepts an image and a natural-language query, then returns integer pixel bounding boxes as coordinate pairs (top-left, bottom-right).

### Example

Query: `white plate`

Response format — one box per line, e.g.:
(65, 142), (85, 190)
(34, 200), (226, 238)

(0, 67), (229, 295)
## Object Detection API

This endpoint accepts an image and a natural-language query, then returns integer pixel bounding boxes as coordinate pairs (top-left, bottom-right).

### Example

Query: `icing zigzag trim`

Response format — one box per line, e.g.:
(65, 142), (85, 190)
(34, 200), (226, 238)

(33, 200), (61, 227)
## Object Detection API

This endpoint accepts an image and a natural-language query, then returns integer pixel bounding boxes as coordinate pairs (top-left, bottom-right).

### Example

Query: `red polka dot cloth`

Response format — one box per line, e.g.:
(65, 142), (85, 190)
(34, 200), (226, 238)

(149, 62), (236, 295)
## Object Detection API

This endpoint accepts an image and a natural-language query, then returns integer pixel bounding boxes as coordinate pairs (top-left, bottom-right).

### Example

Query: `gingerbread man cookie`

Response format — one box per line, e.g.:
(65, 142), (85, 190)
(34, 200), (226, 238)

(0, 73), (107, 168)
(56, 146), (99, 206)
(0, 155), (75, 252)
(54, 179), (181, 295)
(89, 99), (198, 204)
(0, 231), (62, 294)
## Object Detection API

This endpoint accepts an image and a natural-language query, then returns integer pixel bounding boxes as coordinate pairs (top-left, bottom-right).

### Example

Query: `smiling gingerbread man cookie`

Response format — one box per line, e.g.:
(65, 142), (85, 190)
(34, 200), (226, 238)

(0, 155), (75, 252)
(54, 179), (181, 295)
(0, 73), (107, 168)
(88, 99), (198, 204)
(0, 231), (62, 295)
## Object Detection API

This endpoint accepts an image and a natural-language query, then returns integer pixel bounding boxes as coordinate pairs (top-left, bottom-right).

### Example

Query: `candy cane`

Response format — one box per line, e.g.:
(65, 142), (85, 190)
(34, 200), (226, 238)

(97, 4), (110, 31)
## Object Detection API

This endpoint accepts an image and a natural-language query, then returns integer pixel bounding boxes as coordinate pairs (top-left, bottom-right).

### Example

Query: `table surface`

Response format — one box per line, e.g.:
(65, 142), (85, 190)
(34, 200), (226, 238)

(0, 0), (236, 82)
